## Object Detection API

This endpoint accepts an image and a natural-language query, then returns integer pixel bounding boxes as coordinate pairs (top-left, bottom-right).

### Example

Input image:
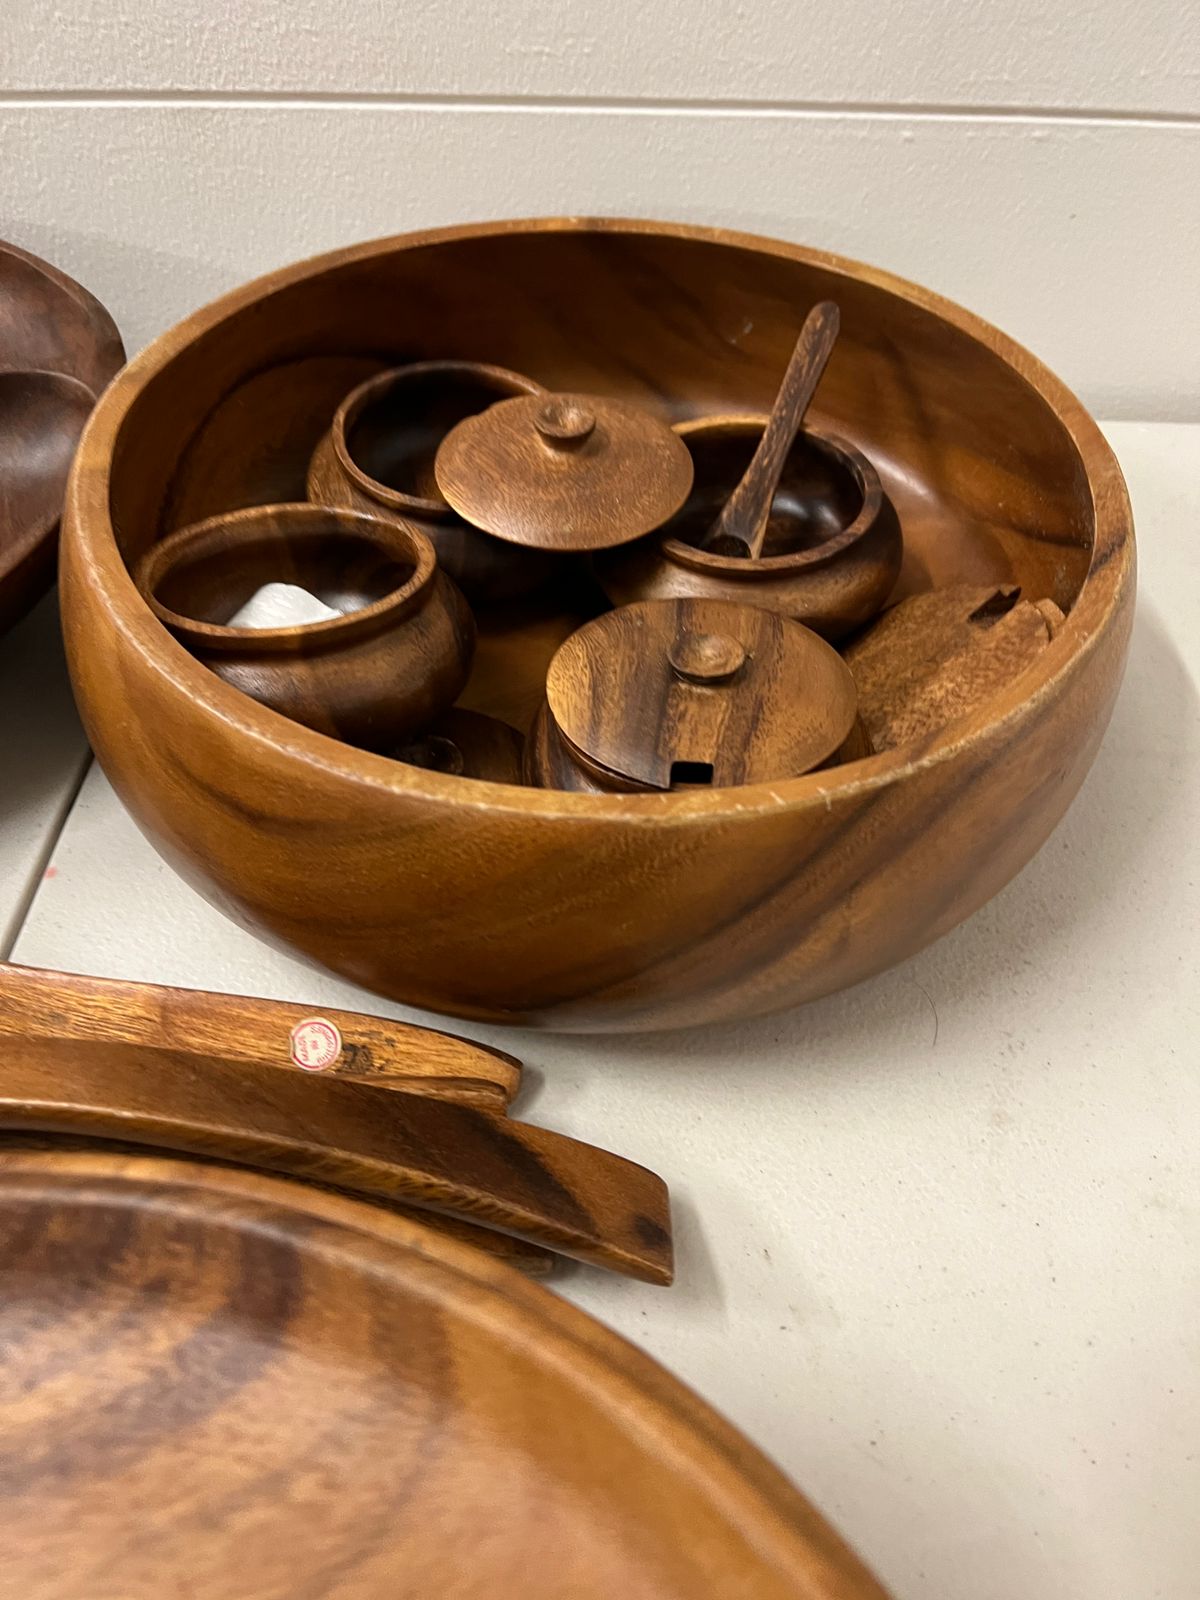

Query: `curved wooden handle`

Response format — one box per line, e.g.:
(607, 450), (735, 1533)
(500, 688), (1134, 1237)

(706, 300), (841, 559)
(0, 963), (520, 1108)
(0, 1043), (672, 1282)
(0, 964), (672, 1282)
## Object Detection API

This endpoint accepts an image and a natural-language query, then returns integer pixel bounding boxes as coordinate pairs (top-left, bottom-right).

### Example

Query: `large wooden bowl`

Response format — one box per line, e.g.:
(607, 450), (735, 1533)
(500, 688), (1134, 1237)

(0, 1147), (888, 1598)
(62, 220), (1135, 1032)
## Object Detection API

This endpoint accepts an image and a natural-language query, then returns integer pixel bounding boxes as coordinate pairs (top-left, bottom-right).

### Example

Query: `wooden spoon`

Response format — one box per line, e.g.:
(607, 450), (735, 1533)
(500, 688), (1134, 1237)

(704, 301), (840, 559)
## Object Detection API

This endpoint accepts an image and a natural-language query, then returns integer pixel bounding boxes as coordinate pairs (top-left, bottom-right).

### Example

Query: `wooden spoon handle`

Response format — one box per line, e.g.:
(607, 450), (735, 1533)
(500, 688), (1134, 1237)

(707, 300), (841, 559)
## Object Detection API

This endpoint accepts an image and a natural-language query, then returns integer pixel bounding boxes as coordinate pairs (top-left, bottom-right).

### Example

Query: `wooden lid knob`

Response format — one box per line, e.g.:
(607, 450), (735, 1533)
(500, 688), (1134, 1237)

(667, 631), (748, 684)
(533, 398), (596, 447)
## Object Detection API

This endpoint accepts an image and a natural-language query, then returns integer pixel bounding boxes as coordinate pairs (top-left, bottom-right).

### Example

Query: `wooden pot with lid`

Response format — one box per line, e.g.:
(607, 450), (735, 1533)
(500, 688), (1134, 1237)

(526, 597), (863, 793)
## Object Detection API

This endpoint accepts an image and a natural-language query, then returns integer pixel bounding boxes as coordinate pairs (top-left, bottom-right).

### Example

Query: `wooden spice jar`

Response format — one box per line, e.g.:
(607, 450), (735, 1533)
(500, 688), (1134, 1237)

(595, 415), (902, 639)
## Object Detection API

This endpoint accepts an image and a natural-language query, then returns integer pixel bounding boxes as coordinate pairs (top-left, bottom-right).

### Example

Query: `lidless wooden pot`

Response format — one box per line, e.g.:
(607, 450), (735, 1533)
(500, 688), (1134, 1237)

(307, 360), (557, 602)
(62, 220), (1134, 1032)
(594, 416), (903, 639)
(136, 504), (475, 753)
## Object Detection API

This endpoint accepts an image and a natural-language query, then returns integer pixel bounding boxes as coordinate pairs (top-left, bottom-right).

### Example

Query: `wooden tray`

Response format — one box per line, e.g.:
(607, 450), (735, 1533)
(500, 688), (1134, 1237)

(0, 1147), (887, 1599)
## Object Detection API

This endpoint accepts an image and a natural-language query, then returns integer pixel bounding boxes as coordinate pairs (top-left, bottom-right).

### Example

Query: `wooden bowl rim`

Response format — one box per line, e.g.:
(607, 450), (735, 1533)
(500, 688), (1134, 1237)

(67, 216), (1134, 823)
(135, 502), (439, 648)
(0, 1145), (873, 1593)
(332, 357), (545, 520)
(664, 415), (884, 574)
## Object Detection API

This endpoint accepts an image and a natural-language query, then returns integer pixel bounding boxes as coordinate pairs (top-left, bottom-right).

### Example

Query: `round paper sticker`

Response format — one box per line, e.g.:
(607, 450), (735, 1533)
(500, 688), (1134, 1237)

(289, 1017), (342, 1071)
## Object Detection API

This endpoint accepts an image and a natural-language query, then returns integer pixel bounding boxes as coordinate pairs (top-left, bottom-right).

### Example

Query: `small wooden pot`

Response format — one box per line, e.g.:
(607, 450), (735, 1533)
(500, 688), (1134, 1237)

(137, 504), (474, 751)
(392, 707), (526, 785)
(307, 360), (558, 602)
(526, 598), (861, 794)
(594, 415), (902, 639)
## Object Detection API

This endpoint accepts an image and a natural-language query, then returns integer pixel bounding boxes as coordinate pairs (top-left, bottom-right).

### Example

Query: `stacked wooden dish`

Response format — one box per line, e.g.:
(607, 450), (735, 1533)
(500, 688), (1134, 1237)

(0, 962), (887, 1599)
(62, 219), (1135, 1030)
(0, 240), (123, 636)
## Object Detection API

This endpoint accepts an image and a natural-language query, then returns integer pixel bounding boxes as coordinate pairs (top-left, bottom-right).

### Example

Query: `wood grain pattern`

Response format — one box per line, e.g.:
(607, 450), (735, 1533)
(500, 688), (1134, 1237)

(61, 219), (1135, 1031)
(596, 415), (904, 639)
(0, 239), (123, 635)
(706, 302), (841, 558)
(435, 391), (694, 551)
(530, 598), (858, 791)
(307, 359), (559, 600)
(0, 1150), (888, 1598)
(0, 1129), (556, 1273)
(0, 962), (522, 1108)
(0, 964), (672, 1282)
(844, 585), (1064, 751)
(136, 503), (475, 751)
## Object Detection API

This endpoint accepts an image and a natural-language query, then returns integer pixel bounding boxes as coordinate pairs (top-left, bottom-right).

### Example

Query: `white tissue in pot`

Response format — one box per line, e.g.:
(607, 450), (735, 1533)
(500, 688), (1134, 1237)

(226, 583), (343, 630)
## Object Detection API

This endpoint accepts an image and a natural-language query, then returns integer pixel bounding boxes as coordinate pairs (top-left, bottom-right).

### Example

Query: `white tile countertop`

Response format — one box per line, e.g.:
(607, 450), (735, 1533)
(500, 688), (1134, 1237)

(4, 421), (1197, 1600)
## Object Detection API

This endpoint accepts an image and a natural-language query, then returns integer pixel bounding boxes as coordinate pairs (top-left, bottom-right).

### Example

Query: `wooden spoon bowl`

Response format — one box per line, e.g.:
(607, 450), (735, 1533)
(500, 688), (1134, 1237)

(61, 219), (1134, 1031)
(595, 415), (903, 638)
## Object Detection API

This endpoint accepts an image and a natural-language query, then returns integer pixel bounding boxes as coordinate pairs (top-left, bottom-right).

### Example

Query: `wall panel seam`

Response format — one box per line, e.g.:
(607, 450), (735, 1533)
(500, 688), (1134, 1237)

(2, 89), (1198, 128)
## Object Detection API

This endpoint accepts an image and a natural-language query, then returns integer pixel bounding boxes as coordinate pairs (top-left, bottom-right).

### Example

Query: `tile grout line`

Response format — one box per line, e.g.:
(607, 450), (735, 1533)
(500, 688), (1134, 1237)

(1, 751), (93, 962)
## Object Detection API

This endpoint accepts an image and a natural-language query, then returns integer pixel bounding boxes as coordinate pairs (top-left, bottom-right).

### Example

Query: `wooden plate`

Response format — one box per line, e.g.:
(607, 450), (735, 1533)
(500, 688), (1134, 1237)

(0, 240), (123, 636)
(0, 1147), (887, 1599)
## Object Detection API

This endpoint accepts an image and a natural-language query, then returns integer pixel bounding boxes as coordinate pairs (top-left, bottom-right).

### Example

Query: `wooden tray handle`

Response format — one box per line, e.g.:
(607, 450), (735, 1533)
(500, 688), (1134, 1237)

(0, 965), (672, 1285)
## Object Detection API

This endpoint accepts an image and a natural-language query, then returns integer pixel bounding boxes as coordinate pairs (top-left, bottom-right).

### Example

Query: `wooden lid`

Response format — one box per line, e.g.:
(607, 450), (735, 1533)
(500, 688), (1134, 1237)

(433, 392), (694, 551)
(545, 598), (858, 789)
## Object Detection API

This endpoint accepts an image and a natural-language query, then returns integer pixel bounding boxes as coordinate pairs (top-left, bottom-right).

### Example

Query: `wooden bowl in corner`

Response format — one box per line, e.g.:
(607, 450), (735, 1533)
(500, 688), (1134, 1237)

(61, 220), (1134, 1032)
(0, 240), (124, 636)
(0, 1148), (889, 1598)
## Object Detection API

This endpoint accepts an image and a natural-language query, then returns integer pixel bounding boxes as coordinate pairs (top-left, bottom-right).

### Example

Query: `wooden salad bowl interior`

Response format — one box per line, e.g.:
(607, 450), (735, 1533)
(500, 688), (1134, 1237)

(62, 219), (1134, 1031)
(0, 1148), (889, 1599)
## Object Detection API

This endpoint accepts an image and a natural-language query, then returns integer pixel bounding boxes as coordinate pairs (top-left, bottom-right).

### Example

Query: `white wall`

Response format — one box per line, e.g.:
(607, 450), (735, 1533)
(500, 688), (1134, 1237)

(4, 0), (1198, 418)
